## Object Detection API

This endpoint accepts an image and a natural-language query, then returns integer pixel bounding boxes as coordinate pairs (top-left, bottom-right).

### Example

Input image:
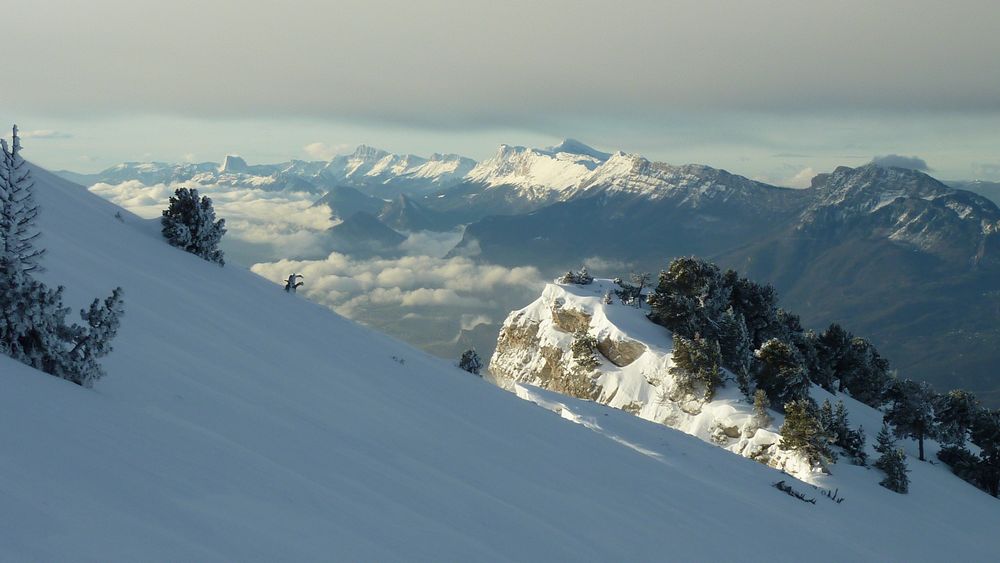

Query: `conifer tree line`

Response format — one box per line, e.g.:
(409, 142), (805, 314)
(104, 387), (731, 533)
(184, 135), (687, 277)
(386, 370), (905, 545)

(644, 256), (1000, 496)
(0, 125), (124, 387)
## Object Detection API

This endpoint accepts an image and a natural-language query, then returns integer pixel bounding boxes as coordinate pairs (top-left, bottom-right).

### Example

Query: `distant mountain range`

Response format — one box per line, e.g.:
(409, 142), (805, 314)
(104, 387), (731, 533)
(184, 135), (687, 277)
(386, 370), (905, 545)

(60, 140), (1000, 404)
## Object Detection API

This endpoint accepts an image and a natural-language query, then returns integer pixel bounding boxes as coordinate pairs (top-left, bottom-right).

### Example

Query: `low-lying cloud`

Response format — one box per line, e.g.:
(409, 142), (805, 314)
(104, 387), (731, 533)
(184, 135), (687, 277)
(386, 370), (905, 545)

(871, 154), (929, 171)
(89, 180), (333, 258)
(251, 253), (543, 319)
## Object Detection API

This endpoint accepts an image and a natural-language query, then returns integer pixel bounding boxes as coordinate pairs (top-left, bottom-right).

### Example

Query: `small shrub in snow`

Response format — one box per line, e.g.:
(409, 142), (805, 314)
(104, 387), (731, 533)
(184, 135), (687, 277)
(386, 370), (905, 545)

(161, 187), (226, 266)
(559, 267), (593, 285)
(458, 349), (483, 376)
(570, 331), (601, 372)
(874, 422), (909, 494)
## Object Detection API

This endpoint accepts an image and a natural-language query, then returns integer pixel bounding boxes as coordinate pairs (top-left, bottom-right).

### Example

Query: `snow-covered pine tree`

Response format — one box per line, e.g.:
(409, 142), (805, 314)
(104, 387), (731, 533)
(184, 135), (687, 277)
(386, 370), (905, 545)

(65, 287), (125, 387)
(0, 125), (44, 277)
(884, 378), (937, 461)
(669, 333), (724, 401)
(779, 399), (830, 468)
(0, 125), (125, 387)
(1, 125), (55, 365)
(935, 389), (980, 448)
(874, 422), (909, 493)
(970, 409), (1000, 497)
(718, 307), (754, 398)
(752, 389), (771, 428)
(161, 187), (226, 266)
(753, 338), (810, 409)
(458, 349), (483, 376)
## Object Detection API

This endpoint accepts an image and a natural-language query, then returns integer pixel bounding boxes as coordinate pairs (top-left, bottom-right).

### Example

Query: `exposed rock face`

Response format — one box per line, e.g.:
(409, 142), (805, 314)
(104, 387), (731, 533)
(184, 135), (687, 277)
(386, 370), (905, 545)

(550, 304), (592, 333)
(596, 336), (646, 367)
(490, 279), (812, 479)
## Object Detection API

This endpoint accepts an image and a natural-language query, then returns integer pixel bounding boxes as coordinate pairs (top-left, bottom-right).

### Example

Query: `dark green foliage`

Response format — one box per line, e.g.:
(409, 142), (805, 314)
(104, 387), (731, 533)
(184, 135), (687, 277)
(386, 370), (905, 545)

(559, 267), (592, 285)
(779, 399), (831, 467)
(819, 399), (867, 465)
(884, 378), (937, 461)
(458, 349), (483, 376)
(161, 187), (226, 266)
(647, 257), (732, 341)
(753, 389), (771, 427)
(754, 339), (810, 408)
(728, 272), (781, 350)
(874, 423), (909, 493)
(969, 409), (1000, 497)
(718, 307), (753, 398)
(816, 323), (852, 392)
(937, 445), (981, 486)
(934, 389), (980, 447)
(571, 331), (601, 371)
(840, 337), (892, 407)
(669, 333), (724, 400)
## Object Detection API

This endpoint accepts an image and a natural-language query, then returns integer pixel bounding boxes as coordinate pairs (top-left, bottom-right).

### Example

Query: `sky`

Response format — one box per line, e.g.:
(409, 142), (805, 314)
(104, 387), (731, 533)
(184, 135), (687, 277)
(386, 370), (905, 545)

(3, 0), (1000, 184)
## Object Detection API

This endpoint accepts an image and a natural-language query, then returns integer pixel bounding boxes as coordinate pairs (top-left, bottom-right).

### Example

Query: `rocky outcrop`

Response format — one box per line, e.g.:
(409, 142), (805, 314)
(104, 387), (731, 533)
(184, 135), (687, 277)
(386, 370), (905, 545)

(596, 336), (646, 367)
(490, 279), (814, 480)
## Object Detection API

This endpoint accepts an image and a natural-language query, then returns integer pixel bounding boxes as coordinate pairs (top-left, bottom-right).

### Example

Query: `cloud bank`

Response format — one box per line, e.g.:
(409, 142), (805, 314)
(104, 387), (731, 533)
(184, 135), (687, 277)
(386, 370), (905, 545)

(871, 155), (930, 171)
(251, 253), (543, 319)
(89, 180), (333, 258)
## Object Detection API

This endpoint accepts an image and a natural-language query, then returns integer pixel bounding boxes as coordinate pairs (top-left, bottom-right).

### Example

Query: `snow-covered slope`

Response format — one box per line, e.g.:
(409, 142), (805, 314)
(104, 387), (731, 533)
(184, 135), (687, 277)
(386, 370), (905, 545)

(10, 164), (998, 561)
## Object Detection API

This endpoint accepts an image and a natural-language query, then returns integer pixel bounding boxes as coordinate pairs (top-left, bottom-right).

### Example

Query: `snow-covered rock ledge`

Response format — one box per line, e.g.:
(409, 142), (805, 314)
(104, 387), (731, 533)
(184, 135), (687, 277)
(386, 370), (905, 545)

(491, 279), (814, 478)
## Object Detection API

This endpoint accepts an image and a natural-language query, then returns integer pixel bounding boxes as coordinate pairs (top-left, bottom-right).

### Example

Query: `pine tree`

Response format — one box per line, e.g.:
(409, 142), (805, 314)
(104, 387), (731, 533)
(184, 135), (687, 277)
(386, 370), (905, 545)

(754, 338), (810, 409)
(970, 409), (1000, 497)
(669, 333), (724, 401)
(458, 349), (483, 376)
(161, 187), (226, 265)
(0, 125), (44, 277)
(884, 378), (937, 461)
(752, 389), (771, 428)
(874, 422), (909, 493)
(779, 399), (830, 467)
(0, 126), (125, 387)
(65, 288), (125, 387)
(934, 389), (980, 447)
(840, 337), (892, 407)
(718, 307), (753, 398)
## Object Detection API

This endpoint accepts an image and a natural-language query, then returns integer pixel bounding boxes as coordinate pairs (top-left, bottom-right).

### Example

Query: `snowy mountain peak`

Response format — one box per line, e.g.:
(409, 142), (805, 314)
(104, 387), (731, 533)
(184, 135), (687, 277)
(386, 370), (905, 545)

(350, 144), (391, 161)
(547, 138), (612, 161)
(220, 154), (249, 173)
(466, 142), (607, 193)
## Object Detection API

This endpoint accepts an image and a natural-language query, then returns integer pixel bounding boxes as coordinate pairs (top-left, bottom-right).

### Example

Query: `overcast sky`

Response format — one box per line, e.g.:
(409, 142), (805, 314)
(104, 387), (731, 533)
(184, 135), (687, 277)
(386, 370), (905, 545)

(4, 0), (1000, 183)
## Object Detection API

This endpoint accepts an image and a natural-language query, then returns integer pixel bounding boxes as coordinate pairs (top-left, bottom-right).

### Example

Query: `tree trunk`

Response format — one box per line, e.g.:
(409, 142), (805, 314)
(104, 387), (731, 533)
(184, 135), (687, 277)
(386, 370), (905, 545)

(918, 433), (925, 461)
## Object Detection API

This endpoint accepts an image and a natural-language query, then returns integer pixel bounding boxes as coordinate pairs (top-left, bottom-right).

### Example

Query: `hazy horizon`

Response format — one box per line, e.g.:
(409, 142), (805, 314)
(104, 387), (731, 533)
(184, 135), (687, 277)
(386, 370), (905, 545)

(4, 1), (1000, 185)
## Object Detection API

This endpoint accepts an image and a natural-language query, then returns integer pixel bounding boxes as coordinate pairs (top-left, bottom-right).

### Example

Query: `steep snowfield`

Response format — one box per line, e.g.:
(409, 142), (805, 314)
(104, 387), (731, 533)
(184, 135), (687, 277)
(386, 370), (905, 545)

(2, 167), (998, 561)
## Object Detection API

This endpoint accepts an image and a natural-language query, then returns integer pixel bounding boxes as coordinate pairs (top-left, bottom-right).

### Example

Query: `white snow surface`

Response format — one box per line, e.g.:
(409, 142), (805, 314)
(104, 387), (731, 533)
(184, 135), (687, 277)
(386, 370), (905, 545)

(1, 166), (998, 561)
